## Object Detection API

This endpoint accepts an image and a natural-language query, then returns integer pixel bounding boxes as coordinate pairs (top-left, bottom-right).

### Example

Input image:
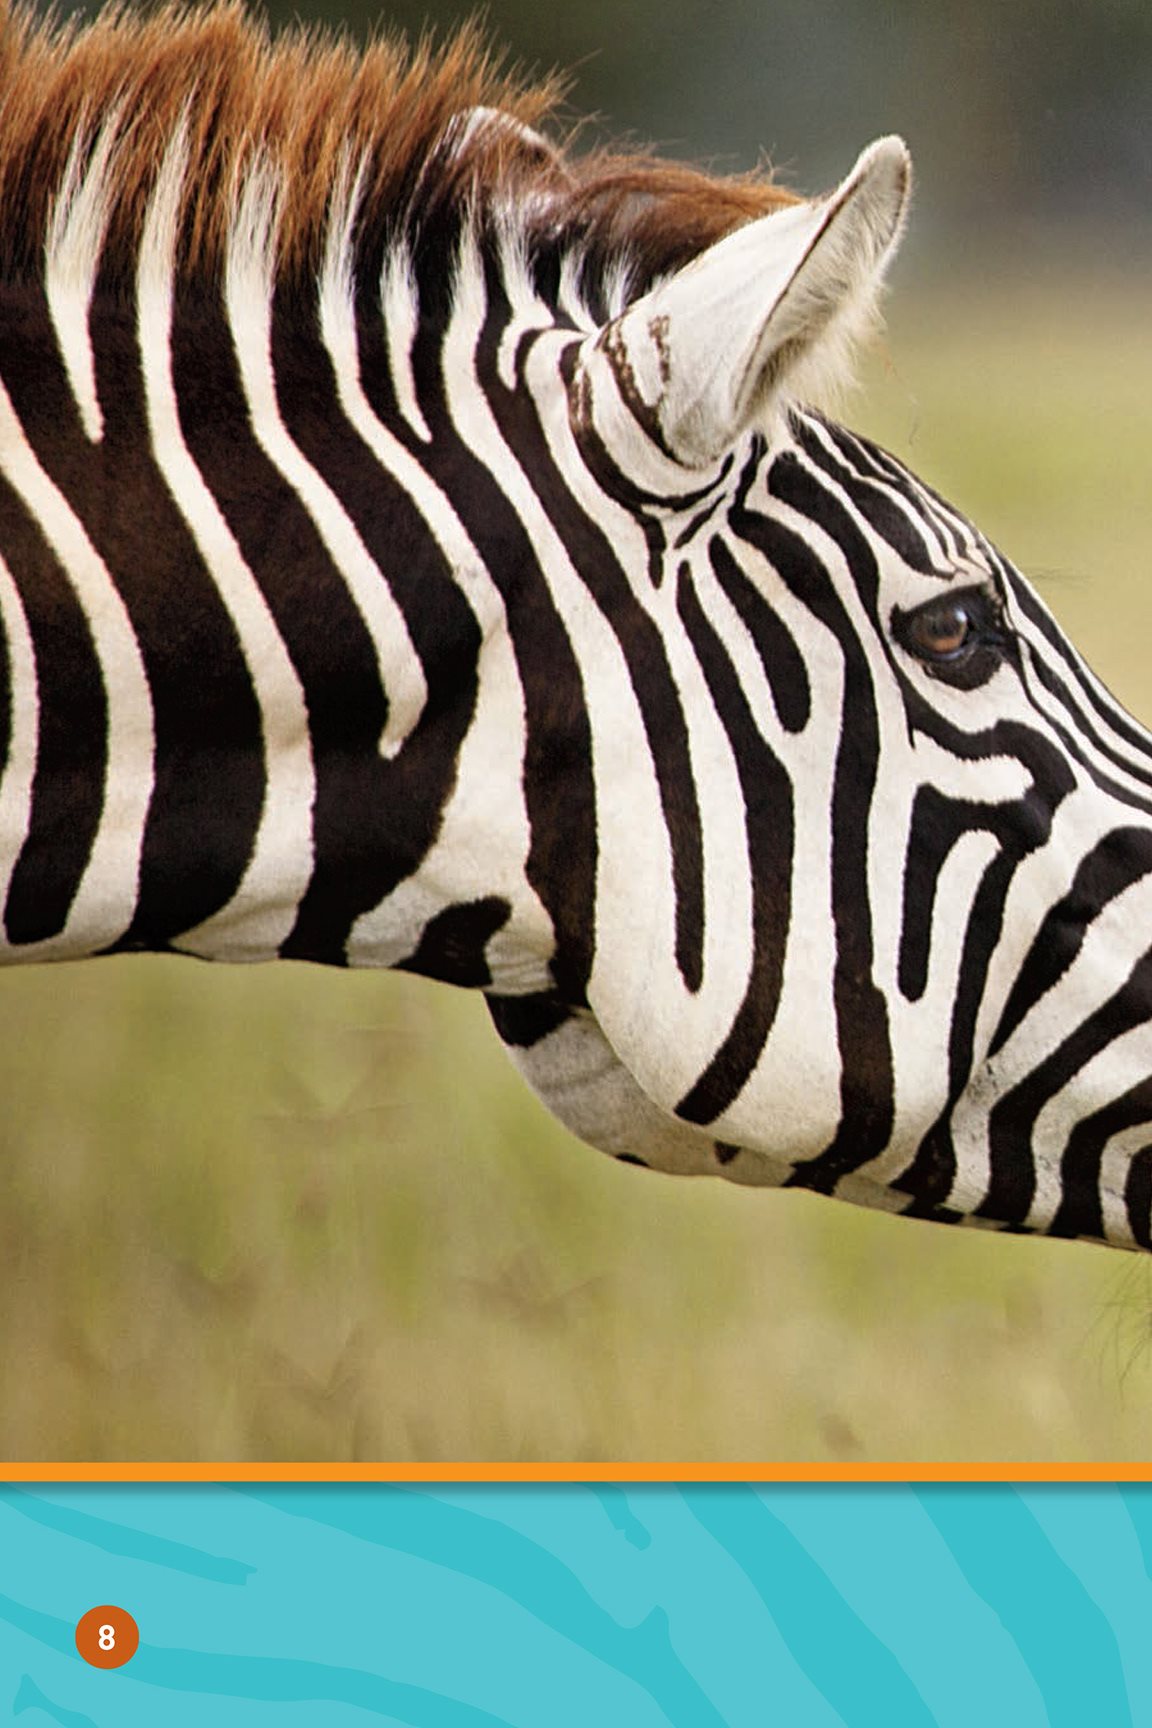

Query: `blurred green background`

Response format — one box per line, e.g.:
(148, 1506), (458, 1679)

(6, 0), (1152, 1461)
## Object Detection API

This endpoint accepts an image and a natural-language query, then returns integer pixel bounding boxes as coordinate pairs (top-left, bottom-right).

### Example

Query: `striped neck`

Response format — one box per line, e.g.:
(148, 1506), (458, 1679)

(0, 222), (607, 987)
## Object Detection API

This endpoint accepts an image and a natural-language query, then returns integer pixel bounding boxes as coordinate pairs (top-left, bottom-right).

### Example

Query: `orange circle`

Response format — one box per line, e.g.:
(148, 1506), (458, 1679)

(75, 1605), (139, 1669)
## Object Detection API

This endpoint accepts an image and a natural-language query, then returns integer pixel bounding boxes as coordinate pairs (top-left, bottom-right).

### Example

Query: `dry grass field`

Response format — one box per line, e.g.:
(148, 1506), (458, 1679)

(3, 270), (1152, 1462)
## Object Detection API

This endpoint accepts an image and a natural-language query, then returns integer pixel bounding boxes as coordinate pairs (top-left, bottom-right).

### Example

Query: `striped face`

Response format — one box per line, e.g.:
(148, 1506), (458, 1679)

(511, 363), (1152, 1252)
(496, 146), (1152, 1253)
(575, 405), (1152, 1251)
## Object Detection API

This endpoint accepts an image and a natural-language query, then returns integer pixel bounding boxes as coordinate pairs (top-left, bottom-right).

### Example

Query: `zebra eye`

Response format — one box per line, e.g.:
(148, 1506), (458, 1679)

(893, 585), (1012, 689)
(904, 598), (973, 661)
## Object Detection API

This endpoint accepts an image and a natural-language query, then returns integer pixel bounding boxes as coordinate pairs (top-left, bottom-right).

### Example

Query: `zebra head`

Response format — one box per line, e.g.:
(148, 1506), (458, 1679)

(496, 137), (1152, 1252)
(0, 0), (1145, 1257)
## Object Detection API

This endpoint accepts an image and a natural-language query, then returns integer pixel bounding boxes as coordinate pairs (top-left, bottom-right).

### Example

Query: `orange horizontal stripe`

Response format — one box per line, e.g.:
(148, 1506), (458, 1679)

(1, 1461), (1151, 1483)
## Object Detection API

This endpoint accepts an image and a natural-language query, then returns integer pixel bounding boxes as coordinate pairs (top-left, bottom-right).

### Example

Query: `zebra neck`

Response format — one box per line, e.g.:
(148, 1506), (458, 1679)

(0, 275), (556, 986)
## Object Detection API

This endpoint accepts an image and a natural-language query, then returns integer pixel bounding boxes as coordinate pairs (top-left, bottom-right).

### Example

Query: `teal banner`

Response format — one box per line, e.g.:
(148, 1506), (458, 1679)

(1, 1483), (1150, 1725)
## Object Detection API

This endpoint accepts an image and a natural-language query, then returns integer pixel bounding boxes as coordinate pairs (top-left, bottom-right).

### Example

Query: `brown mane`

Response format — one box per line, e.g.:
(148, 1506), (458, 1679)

(0, 0), (797, 296)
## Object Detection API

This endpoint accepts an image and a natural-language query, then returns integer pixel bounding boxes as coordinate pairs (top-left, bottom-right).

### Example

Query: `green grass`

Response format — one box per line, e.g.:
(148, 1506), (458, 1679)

(5, 274), (1152, 1461)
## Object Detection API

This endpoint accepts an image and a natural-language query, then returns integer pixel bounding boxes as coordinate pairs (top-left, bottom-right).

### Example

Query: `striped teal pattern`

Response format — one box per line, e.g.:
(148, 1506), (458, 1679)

(1, 1483), (1150, 1725)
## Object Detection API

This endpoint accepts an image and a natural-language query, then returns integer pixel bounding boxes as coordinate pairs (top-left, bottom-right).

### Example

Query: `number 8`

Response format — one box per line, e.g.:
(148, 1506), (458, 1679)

(98, 1624), (116, 1651)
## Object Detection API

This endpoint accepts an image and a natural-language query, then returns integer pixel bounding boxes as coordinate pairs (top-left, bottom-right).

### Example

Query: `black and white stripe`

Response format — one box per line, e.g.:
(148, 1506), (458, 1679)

(2, 116), (1152, 1252)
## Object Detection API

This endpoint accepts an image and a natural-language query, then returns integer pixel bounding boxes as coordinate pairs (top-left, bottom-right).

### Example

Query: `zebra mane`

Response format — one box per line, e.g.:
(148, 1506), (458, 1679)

(0, 0), (797, 304)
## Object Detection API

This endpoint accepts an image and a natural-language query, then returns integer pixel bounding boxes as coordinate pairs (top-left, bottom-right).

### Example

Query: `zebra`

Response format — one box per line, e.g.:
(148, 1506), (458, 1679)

(0, 1), (1149, 1257)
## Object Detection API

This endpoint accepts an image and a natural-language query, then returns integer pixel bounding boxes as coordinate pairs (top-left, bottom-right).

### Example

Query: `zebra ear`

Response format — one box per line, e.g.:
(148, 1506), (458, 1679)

(577, 136), (910, 474)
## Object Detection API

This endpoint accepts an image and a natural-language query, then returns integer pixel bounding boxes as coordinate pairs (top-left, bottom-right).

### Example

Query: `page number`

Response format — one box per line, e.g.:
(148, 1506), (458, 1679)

(76, 1605), (139, 1669)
